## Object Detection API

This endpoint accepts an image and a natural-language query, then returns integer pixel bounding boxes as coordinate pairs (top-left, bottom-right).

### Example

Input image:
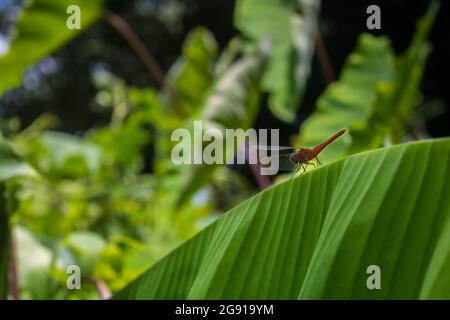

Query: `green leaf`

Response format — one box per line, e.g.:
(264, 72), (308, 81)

(235, 0), (319, 122)
(25, 131), (103, 179)
(0, 184), (8, 300)
(0, 0), (103, 97)
(13, 226), (53, 299)
(164, 27), (218, 114)
(89, 101), (153, 173)
(299, 3), (438, 161)
(0, 135), (37, 181)
(153, 28), (218, 175)
(201, 55), (262, 128)
(349, 1), (438, 152)
(299, 34), (396, 162)
(65, 231), (106, 274)
(115, 138), (450, 299)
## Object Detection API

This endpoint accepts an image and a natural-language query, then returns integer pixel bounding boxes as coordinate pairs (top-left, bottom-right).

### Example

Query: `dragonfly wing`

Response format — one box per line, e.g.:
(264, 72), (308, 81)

(259, 153), (296, 172)
(249, 145), (297, 154)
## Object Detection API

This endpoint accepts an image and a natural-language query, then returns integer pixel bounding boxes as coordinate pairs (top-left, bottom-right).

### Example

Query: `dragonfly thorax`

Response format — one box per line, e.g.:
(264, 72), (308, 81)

(290, 149), (313, 164)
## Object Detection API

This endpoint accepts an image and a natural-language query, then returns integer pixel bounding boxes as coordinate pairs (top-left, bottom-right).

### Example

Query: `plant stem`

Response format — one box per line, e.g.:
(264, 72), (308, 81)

(0, 184), (8, 300)
(245, 144), (271, 189)
(104, 11), (166, 87)
(8, 235), (19, 300)
(92, 278), (112, 300)
(315, 30), (335, 85)
(249, 162), (272, 189)
(104, 11), (184, 117)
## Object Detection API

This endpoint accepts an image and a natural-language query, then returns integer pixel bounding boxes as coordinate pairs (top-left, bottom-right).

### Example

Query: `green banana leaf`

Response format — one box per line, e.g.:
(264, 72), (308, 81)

(349, 1), (438, 152)
(298, 34), (396, 163)
(235, 0), (319, 123)
(164, 27), (218, 115)
(299, 2), (437, 162)
(115, 138), (450, 299)
(0, 0), (103, 97)
(153, 27), (219, 174)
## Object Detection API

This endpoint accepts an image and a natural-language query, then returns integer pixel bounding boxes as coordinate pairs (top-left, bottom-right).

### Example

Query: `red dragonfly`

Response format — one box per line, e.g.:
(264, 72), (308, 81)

(255, 129), (347, 176)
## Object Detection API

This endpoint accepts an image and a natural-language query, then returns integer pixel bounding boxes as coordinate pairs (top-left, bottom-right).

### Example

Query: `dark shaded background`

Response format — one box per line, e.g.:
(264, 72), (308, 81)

(1, 0), (449, 142)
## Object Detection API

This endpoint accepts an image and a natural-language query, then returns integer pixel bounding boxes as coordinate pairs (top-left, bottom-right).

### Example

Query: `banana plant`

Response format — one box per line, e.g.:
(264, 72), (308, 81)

(115, 138), (450, 299)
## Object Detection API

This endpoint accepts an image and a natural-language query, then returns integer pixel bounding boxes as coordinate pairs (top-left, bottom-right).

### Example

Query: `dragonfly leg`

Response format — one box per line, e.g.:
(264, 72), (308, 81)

(301, 163), (307, 173)
(306, 162), (316, 168)
(315, 156), (322, 166)
(291, 163), (300, 178)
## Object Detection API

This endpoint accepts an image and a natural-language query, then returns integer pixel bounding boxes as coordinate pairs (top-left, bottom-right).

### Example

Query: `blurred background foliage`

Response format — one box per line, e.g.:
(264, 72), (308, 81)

(0, 0), (448, 299)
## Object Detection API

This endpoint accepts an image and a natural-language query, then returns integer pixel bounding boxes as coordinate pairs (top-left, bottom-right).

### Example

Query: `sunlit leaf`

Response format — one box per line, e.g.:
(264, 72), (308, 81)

(0, 135), (37, 181)
(0, 0), (103, 97)
(24, 131), (103, 179)
(235, 0), (319, 122)
(65, 231), (106, 274)
(115, 139), (450, 299)
(164, 27), (218, 114)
